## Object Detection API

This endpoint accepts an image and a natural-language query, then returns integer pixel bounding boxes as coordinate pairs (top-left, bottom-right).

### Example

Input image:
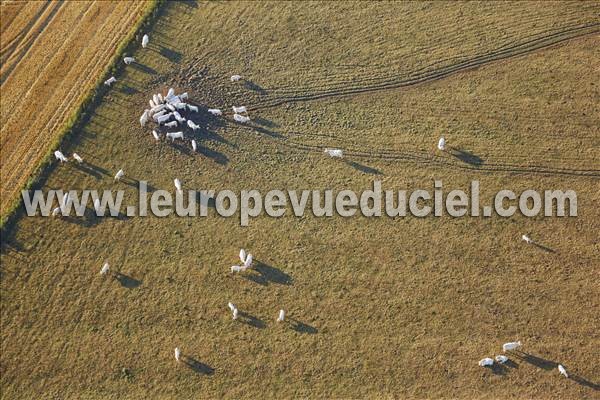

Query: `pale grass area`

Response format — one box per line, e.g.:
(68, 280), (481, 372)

(1, 2), (599, 399)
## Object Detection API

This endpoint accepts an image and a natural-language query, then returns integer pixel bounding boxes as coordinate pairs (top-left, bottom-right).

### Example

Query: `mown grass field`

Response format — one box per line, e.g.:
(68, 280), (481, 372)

(0, 0), (151, 217)
(1, 1), (599, 398)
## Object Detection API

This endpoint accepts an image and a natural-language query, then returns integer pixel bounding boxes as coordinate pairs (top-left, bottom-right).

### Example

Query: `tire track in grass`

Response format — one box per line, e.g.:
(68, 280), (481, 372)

(248, 23), (600, 111)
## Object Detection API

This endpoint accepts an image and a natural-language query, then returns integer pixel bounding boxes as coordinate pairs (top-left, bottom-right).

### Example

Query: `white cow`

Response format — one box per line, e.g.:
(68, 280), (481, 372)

(174, 347), (181, 362)
(142, 34), (149, 48)
(167, 88), (175, 98)
(495, 355), (508, 364)
(208, 109), (222, 116)
(228, 302), (238, 320)
(164, 121), (178, 128)
(558, 364), (568, 378)
(104, 76), (116, 86)
(149, 99), (156, 108)
(232, 106), (247, 113)
(522, 235), (533, 244)
(438, 137), (446, 151)
(230, 75), (242, 82)
(239, 249), (246, 263)
(157, 113), (173, 124)
(191, 139), (197, 152)
(187, 105), (198, 113)
(152, 130), (160, 141)
(166, 103), (176, 112)
(502, 341), (522, 352)
(153, 94), (160, 105)
(277, 309), (285, 322)
(124, 57), (135, 65)
(114, 169), (124, 181)
(233, 114), (250, 123)
(54, 150), (68, 162)
(72, 153), (83, 163)
(166, 131), (184, 141)
(157, 93), (164, 103)
(479, 358), (494, 367)
(324, 148), (343, 158)
(140, 110), (149, 127)
(174, 102), (187, 110)
(174, 178), (182, 192)
(187, 120), (199, 131)
(100, 262), (110, 276)
(180, 92), (188, 100)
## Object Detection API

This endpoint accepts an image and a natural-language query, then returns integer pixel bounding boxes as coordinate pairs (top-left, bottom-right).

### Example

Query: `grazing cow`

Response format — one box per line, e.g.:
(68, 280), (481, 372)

(152, 130), (160, 141)
(502, 341), (522, 352)
(324, 148), (343, 158)
(72, 153), (83, 163)
(438, 137), (446, 151)
(174, 347), (181, 362)
(239, 249), (246, 264)
(191, 139), (197, 152)
(104, 76), (116, 86)
(230, 75), (242, 82)
(142, 34), (149, 48)
(140, 110), (149, 127)
(167, 88), (175, 98)
(54, 150), (68, 162)
(153, 94), (160, 105)
(232, 106), (247, 113)
(187, 120), (199, 131)
(478, 358), (494, 367)
(100, 262), (110, 275)
(208, 109), (222, 116)
(114, 169), (124, 181)
(164, 121), (178, 128)
(495, 355), (508, 363)
(558, 364), (568, 378)
(522, 235), (533, 244)
(180, 92), (188, 100)
(187, 105), (198, 113)
(277, 309), (285, 322)
(124, 57), (135, 65)
(233, 114), (250, 123)
(157, 113), (173, 124)
(166, 131), (184, 141)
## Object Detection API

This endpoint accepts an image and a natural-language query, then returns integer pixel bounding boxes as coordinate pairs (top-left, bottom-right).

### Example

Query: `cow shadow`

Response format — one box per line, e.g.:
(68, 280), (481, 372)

(114, 272), (141, 289)
(160, 46), (182, 63)
(345, 160), (382, 175)
(289, 318), (318, 334)
(238, 311), (266, 329)
(448, 146), (484, 166)
(243, 261), (292, 286)
(131, 62), (157, 75)
(182, 356), (214, 375)
(243, 80), (267, 95)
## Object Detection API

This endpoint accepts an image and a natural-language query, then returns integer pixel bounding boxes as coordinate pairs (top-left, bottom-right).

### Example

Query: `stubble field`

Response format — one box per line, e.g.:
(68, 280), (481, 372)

(0, 0), (151, 216)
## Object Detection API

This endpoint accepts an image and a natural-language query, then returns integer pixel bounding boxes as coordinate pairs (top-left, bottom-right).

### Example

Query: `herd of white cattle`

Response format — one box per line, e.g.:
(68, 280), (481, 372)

(51, 32), (576, 381)
(478, 341), (569, 378)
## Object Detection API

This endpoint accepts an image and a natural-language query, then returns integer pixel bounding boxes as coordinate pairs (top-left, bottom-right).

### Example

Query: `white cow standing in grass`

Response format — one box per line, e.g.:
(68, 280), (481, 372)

(142, 34), (149, 48)
(438, 137), (446, 151)
(54, 150), (68, 162)
(104, 76), (116, 86)
(324, 148), (343, 158)
(124, 57), (135, 65)
(208, 109), (222, 116)
(72, 153), (83, 163)
(114, 169), (124, 181)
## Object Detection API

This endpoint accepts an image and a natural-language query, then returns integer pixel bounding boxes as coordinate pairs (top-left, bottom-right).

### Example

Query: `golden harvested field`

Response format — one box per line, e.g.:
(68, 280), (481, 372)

(0, 0), (150, 216)
(1, 1), (600, 399)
